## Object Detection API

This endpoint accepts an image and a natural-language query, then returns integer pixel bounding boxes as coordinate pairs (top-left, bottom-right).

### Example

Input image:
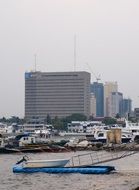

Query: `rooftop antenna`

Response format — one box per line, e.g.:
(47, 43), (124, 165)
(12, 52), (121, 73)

(74, 34), (76, 71)
(34, 53), (37, 72)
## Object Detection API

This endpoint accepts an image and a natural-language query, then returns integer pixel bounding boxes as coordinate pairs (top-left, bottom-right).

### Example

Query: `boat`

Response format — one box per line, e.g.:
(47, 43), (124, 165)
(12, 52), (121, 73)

(123, 119), (139, 134)
(0, 123), (11, 134)
(23, 159), (69, 168)
(122, 119), (139, 143)
(61, 120), (132, 144)
(59, 121), (106, 137)
(16, 156), (70, 168)
(85, 128), (131, 144)
(13, 150), (137, 174)
(0, 147), (20, 154)
(13, 154), (115, 174)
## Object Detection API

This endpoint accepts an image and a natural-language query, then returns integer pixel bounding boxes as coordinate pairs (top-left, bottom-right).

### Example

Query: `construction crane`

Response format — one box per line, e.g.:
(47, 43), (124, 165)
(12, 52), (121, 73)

(86, 62), (101, 82)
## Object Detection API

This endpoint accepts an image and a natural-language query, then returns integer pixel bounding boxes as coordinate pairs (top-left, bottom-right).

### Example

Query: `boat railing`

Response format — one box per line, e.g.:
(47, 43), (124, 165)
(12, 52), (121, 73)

(69, 150), (137, 167)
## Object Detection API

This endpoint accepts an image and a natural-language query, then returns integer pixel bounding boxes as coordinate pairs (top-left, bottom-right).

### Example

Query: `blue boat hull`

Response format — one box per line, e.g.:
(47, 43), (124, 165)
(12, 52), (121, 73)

(13, 165), (115, 174)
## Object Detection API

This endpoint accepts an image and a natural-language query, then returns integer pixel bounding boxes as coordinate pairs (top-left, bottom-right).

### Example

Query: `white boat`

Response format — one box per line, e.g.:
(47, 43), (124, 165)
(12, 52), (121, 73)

(17, 156), (69, 168)
(86, 128), (132, 144)
(0, 123), (10, 134)
(124, 119), (139, 134)
(59, 131), (91, 137)
(122, 119), (139, 143)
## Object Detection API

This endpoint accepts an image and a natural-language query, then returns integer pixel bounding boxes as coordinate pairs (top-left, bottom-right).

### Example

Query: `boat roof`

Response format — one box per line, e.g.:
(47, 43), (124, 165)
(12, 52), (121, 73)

(15, 133), (30, 140)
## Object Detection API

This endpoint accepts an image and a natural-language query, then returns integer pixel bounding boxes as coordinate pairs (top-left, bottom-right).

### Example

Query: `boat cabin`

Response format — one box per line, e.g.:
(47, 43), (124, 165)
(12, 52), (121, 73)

(14, 134), (36, 147)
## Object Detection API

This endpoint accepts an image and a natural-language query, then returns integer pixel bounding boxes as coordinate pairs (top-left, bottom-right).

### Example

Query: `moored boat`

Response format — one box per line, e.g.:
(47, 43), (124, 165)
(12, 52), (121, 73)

(24, 159), (69, 168)
(16, 156), (70, 168)
(13, 155), (115, 174)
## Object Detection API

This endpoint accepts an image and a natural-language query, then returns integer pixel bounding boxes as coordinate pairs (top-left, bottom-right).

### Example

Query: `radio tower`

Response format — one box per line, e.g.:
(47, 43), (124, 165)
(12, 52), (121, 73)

(74, 35), (76, 72)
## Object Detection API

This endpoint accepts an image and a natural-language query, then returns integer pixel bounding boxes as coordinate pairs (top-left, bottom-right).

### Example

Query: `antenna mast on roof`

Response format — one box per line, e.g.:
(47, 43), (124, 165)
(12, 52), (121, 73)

(74, 34), (76, 72)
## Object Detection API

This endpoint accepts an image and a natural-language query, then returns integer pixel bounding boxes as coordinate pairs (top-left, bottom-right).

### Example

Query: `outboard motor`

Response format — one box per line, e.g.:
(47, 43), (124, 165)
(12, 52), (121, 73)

(16, 155), (29, 165)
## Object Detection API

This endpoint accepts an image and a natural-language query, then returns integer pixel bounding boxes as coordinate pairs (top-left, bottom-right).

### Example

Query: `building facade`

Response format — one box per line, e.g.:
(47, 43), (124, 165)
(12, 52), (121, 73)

(111, 92), (123, 117)
(134, 108), (139, 120)
(25, 71), (91, 120)
(90, 93), (96, 117)
(90, 82), (104, 117)
(121, 98), (132, 117)
(104, 82), (118, 117)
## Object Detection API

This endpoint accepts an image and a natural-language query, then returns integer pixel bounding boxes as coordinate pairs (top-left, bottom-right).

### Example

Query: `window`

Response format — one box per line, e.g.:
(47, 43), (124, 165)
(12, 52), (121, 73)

(98, 133), (104, 137)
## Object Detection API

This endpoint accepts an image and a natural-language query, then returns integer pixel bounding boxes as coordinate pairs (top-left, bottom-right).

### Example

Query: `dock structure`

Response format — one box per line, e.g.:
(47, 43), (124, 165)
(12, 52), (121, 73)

(13, 165), (115, 174)
(70, 150), (137, 167)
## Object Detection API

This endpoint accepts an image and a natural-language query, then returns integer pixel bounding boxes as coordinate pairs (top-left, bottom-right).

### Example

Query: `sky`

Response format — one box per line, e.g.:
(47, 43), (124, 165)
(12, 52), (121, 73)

(0, 0), (139, 118)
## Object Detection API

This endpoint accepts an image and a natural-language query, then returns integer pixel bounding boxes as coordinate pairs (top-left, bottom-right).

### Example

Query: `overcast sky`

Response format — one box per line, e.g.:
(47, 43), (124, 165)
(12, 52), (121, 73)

(0, 0), (139, 118)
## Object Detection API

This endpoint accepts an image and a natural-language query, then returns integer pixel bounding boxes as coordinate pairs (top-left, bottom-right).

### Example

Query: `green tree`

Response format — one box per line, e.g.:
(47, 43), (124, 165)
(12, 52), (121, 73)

(60, 113), (87, 130)
(0, 117), (7, 123)
(115, 113), (121, 119)
(8, 116), (20, 124)
(52, 116), (64, 130)
(89, 115), (94, 121)
(65, 113), (87, 123)
(103, 117), (117, 125)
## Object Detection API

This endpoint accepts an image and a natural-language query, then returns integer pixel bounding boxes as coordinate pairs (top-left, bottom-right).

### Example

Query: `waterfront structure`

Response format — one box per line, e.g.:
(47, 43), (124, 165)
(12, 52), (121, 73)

(90, 93), (96, 117)
(104, 82), (118, 117)
(90, 82), (104, 117)
(67, 120), (104, 133)
(111, 92), (123, 117)
(25, 71), (91, 120)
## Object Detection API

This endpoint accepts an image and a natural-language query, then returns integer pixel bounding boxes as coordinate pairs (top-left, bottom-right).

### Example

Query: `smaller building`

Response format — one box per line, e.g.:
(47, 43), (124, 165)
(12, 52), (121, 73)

(23, 123), (53, 135)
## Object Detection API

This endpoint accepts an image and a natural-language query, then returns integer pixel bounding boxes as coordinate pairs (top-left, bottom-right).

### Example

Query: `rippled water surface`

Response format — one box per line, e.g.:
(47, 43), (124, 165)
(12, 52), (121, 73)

(0, 151), (139, 190)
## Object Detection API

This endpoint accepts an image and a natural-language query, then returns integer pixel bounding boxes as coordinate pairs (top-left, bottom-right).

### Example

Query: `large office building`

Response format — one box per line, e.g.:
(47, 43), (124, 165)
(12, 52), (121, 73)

(90, 82), (104, 117)
(25, 71), (91, 120)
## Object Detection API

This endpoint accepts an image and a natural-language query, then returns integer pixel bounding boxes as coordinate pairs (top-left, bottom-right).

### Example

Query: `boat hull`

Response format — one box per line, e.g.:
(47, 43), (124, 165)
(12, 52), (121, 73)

(23, 159), (69, 168)
(13, 165), (115, 174)
(88, 137), (131, 144)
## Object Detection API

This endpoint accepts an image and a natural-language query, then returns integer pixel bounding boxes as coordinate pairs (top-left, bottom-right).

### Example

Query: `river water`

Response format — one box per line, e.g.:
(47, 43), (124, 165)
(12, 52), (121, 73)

(0, 151), (139, 190)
